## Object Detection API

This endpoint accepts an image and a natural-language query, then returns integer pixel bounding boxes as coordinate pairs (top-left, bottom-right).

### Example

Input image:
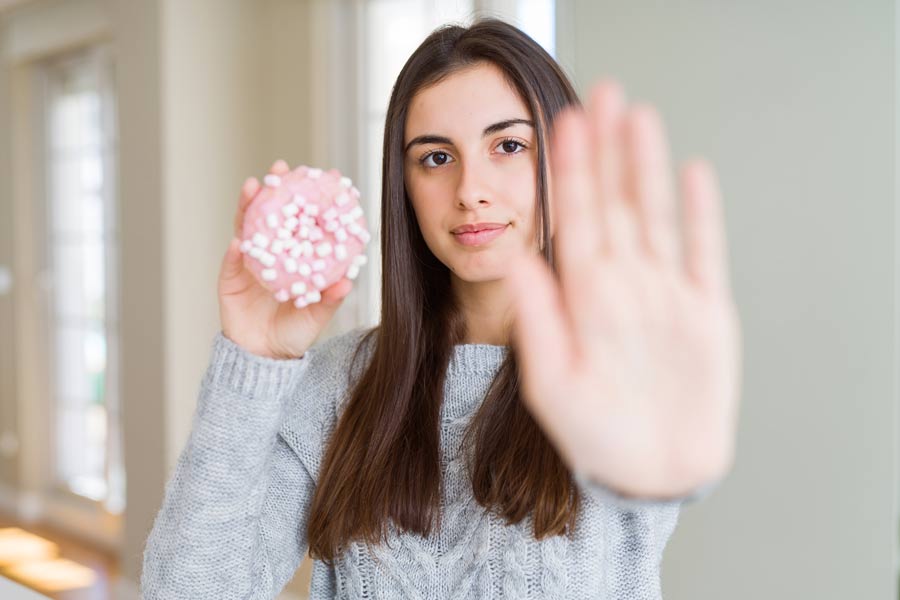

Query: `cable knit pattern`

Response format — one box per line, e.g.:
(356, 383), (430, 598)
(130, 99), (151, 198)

(140, 326), (719, 599)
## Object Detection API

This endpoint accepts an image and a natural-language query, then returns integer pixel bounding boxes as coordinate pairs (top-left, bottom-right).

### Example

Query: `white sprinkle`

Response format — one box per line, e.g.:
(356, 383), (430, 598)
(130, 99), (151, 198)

(312, 259), (327, 272)
(311, 273), (327, 289)
(281, 203), (299, 217)
(346, 264), (360, 280)
(264, 174), (281, 187)
(276, 227), (291, 240)
(261, 268), (277, 281)
(270, 239), (284, 254)
(252, 232), (270, 248)
(249, 247), (263, 259)
(284, 216), (299, 230)
(298, 262), (312, 276)
(303, 204), (319, 217)
(351, 186), (360, 197)
(356, 230), (371, 244)
(335, 228), (348, 242)
(289, 245), (303, 258)
(284, 257), (298, 273)
(315, 242), (333, 257)
(292, 193), (306, 206)
(307, 168), (322, 179)
(347, 222), (362, 235)
(291, 281), (307, 296)
(301, 240), (315, 257)
(339, 213), (354, 225)
(349, 206), (363, 220)
(305, 289), (322, 303)
(266, 213), (280, 229)
(324, 219), (340, 232)
(283, 238), (298, 249)
(340, 176), (352, 188)
(335, 193), (351, 206)
(308, 227), (324, 242)
(298, 226), (310, 239)
(323, 207), (338, 221)
(300, 215), (316, 226)
(239, 240), (253, 253)
(353, 254), (368, 266)
(294, 296), (308, 308)
(274, 289), (290, 302)
(259, 253), (276, 267)
(334, 244), (348, 261)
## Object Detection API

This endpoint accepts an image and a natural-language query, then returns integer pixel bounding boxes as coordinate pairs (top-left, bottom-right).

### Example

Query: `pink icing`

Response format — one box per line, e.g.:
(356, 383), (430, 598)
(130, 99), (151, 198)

(239, 165), (370, 308)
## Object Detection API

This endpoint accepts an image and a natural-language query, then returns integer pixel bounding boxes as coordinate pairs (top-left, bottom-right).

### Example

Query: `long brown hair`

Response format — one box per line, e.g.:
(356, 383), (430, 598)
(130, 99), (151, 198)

(307, 17), (583, 565)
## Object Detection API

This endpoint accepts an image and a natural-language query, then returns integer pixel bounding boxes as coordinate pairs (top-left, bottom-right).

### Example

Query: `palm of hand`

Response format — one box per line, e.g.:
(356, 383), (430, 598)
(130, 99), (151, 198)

(507, 81), (742, 500)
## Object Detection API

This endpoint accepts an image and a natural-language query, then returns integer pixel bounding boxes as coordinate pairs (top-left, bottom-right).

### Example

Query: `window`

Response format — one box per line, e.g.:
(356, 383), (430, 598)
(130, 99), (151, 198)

(40, 44), (124, 515)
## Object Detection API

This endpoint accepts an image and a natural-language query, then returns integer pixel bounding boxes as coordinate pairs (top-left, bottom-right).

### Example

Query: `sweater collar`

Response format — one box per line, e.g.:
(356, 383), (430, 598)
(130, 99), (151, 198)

(447, 343), (509, 377)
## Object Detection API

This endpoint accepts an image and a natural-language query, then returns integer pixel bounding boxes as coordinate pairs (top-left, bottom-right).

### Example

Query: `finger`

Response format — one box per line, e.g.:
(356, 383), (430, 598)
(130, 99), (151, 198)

(320, 278), (353, 306)
(234, 176), (261, 237)
(269, 159), (290, 174)
(550, 108), (599, 286)
(506, 253), (572, 404)
(623, 104), (680, 265)
(588, 81), (634, 255)
(219, 237), (245, 281)
(681, 159), (730, 296)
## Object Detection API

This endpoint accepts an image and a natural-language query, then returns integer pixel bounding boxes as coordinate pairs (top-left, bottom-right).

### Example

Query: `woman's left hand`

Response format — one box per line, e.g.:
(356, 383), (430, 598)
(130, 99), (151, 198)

(505, 80), (742, 500)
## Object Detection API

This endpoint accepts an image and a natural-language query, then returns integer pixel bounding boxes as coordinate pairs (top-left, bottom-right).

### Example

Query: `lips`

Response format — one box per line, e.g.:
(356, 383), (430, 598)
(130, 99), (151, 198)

(451, 223), (508, 247)
(450, 222), (507, 234)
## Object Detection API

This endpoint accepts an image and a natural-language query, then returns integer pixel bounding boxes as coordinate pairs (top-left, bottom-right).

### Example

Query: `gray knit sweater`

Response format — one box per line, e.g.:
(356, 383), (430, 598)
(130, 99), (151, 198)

(140, 326), (716, 599)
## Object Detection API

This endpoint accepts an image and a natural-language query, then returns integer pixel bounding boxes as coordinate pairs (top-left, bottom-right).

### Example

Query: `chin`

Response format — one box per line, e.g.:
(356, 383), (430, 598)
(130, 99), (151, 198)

(449, 263), (506, 284)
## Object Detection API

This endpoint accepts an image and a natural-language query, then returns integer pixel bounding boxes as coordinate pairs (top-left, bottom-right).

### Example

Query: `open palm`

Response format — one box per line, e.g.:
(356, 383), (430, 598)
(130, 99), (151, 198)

(506, 81), (742, 500)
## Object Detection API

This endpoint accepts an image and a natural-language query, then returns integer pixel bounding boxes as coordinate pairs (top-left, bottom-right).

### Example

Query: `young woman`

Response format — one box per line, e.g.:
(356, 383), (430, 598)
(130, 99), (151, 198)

(141, 18), (741, 600)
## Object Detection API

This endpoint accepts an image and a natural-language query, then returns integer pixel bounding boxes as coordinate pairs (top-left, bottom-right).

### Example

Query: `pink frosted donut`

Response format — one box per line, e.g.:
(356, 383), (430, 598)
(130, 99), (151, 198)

(238, 164), (371, 309)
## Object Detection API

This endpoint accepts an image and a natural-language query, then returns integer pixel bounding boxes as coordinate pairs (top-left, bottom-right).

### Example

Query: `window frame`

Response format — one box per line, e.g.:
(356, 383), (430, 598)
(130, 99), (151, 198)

(34, 40), (124, 523)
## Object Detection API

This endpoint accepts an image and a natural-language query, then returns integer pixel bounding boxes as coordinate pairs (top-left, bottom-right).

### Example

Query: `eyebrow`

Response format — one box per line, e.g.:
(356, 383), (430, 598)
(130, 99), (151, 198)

(404, 118), (534, 154)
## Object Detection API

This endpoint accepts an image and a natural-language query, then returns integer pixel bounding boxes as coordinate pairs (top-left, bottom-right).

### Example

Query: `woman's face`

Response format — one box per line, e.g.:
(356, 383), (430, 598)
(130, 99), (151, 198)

(403, 62), (542, 284)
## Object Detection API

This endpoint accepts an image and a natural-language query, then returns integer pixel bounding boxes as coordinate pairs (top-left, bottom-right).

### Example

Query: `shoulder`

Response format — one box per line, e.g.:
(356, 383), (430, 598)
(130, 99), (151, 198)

(287, 324), (375, 416)
(308, 325), (377, 392)
(277, 325), (377, 475)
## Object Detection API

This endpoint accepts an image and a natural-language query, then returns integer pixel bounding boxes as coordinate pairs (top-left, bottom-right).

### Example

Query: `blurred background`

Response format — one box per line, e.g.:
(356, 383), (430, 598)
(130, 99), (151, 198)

(0, 0), (894, 598)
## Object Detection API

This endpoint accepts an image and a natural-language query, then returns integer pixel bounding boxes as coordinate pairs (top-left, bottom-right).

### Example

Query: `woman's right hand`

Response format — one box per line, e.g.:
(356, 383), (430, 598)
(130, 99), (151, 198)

(217, 159), (354, 359)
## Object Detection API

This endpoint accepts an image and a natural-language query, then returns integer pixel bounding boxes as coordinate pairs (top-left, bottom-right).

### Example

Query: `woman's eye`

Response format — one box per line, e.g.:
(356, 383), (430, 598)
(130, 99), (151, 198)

(498, 139), (526, 154)
(421, 151), (452, 168)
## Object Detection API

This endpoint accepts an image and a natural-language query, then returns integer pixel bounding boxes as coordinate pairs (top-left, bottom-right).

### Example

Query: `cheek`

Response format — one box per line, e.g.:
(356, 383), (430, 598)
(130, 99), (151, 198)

(408, 197), (446, 253)
(512, 181), (540, 239)
(408, 180), (449, 231)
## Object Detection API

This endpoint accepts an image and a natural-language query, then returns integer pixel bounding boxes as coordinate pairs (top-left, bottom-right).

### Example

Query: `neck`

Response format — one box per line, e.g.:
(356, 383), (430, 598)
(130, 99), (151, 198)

(451, 274), (514, 346)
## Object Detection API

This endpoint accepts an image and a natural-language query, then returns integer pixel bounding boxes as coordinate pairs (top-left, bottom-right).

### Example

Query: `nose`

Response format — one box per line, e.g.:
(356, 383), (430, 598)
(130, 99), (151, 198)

(455, 160), (493, 210)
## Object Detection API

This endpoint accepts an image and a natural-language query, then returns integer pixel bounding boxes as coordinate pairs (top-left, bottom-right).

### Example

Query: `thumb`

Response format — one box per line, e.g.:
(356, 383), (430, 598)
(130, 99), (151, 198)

(320, 278), (354, 306)
(505, 254), (570, 396)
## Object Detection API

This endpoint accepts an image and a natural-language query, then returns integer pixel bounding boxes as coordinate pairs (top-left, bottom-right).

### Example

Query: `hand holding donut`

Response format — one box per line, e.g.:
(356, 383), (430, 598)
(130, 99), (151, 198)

(218, 159), (371, 359)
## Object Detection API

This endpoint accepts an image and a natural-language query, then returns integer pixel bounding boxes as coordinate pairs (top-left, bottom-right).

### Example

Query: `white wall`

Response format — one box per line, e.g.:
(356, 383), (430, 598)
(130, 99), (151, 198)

(559, 1), (896, 598)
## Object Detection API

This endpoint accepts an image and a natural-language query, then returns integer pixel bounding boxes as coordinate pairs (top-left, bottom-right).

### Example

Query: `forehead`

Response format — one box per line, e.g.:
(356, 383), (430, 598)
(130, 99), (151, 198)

(405, 62), (531, 137)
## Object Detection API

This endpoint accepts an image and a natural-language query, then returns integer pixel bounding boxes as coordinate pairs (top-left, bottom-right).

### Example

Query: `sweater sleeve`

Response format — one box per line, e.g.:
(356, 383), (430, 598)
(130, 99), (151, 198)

(140, 331), (316, 600)
(574, 469), (722, 512)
